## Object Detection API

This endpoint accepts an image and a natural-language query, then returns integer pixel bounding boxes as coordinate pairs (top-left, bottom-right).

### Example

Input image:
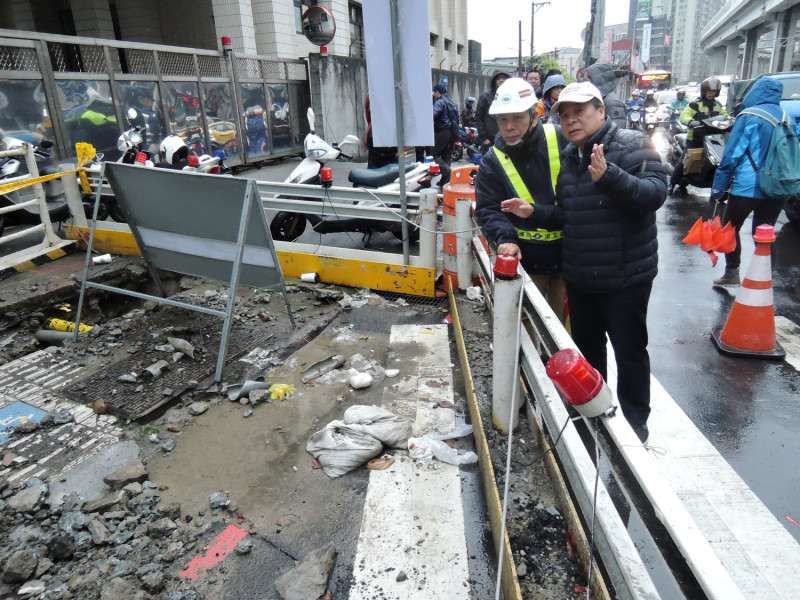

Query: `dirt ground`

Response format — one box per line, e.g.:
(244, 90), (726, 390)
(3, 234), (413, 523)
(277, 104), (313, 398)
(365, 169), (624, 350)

(0, 264), (588, 599)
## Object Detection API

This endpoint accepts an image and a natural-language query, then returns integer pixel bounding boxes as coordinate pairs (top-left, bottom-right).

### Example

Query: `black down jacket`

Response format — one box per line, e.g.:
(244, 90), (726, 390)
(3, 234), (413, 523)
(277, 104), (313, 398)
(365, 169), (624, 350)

(586, 62), (627, 130)
(530, 118), (667, 293)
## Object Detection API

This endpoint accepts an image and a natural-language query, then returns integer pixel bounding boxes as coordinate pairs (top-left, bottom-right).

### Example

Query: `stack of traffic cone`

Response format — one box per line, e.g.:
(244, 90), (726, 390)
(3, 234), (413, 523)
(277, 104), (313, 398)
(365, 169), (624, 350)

(711, 224), (785, 359)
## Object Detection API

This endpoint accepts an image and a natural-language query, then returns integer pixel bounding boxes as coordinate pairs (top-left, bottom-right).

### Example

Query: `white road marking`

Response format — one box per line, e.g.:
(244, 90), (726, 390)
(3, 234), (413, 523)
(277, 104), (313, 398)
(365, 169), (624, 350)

(775, 316), (800, 371)
(349, 324), (470, 600)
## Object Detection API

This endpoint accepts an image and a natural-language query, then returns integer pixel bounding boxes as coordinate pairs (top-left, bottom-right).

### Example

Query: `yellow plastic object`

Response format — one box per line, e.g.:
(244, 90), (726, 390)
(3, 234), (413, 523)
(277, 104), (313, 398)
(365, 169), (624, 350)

(43, 318), (92, 333)
(268, 383), (295, 401)
(0, 143), (97, 195)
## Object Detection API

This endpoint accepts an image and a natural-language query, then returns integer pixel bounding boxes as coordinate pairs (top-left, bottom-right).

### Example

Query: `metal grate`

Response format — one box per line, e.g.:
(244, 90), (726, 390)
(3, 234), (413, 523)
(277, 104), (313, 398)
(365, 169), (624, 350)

(264, 62), (286, 79)
(0, 46), (40, 71)
(198, 54), (226, 77)
(374, 290), (448, 307)
(287, 63), (307, 81)
(237, 57), (262, 79)
(123, 48), (156, 74)
(158, 51), (196, 77)
(77, 45), (107, 73)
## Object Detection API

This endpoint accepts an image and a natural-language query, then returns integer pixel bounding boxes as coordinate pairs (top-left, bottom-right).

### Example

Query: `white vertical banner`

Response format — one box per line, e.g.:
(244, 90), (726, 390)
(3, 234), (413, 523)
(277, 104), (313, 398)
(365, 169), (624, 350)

(641, 23), (652, 65)
(363, 0), (434, 147)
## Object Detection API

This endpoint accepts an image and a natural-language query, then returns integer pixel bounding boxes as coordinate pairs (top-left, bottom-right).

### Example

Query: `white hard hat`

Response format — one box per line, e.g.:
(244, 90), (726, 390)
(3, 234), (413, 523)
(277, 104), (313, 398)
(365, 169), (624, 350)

(489, 78), (538, 115)
(160, 135), (189, 165)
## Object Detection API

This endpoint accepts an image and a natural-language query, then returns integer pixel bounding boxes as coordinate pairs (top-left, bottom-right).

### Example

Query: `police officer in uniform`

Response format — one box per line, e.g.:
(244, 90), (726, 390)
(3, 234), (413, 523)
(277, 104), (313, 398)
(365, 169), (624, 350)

(474, 78), (567, 321)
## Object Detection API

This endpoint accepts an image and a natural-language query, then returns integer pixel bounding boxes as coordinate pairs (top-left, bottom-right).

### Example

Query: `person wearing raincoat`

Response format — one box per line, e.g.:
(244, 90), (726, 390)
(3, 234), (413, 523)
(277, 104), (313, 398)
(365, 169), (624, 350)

(709, 76), (787, 288)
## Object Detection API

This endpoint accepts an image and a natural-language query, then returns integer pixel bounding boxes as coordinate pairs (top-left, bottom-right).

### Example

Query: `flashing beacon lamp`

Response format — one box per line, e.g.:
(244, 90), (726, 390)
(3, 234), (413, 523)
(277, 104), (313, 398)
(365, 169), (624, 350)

(221, 37), (232, 51)
(187, 154), (200, 167)
(493, 253), (518, 280)
(134, 152), (148, 165)
(320, 166), (333, 188)
(545, 349), (613, 418)
(320, 45), (328, 56)
(428, 163), (440, 175)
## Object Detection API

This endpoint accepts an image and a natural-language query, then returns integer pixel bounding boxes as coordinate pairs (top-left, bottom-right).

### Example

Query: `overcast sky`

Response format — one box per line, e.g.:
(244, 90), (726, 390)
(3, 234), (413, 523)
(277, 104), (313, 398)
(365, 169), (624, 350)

(467, 0), (630, 60)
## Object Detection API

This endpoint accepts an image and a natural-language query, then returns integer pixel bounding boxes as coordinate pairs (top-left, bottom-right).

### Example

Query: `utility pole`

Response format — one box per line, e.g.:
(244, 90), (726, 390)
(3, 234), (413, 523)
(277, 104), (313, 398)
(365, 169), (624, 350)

(518, 21), (522, 76)
(530, 2), (550, 57)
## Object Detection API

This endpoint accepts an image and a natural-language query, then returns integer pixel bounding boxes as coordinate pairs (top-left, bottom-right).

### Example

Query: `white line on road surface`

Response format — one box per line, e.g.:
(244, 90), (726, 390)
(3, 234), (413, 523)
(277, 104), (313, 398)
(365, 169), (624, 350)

(349, 324), (471, 600)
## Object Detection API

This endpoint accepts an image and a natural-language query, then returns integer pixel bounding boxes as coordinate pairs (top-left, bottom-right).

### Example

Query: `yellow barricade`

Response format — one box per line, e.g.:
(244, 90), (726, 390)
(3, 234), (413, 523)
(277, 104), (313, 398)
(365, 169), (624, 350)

(0, 143), (96, 196)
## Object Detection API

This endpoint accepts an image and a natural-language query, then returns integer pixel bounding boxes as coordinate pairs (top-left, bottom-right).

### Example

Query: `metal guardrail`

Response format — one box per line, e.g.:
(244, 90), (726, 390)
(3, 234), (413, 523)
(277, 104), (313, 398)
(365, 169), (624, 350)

(470, 232), (750, 599)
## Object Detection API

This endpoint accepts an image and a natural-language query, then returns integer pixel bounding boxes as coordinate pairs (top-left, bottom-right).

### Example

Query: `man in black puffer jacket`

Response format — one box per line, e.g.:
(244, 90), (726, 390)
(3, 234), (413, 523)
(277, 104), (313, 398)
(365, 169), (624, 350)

(502, 82), (667, 442)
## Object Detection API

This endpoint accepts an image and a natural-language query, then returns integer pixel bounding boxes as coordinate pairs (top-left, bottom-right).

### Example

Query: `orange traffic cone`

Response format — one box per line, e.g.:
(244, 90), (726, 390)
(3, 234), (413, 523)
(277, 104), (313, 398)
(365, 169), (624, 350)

(711, 224), (785, 359)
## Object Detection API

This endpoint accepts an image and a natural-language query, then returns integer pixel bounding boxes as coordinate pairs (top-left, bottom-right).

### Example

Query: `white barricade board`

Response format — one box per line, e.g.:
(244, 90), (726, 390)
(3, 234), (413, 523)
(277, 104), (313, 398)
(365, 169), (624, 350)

(104, 163), (284, 290)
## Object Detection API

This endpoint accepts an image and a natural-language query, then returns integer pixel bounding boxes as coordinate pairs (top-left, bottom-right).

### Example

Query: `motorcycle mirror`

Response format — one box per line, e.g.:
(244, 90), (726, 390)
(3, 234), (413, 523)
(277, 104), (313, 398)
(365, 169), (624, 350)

(307, 107), (315, 132)
(301, 5), (336, 46)
(127, 107), (139, 122)
(39, 140), (54, 149)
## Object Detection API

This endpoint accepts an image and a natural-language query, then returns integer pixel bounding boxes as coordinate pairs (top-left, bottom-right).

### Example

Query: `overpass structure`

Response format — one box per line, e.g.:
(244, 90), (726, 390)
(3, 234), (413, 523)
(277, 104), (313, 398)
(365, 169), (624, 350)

(701, 0), (799, 78)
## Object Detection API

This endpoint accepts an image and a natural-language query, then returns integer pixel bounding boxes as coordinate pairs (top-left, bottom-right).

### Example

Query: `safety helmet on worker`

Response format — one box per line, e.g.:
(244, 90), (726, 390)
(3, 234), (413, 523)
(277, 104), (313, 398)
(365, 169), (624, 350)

(701, 77), (722, 98)
(489, 78), (538, 115)
(160, 135), (189, 165)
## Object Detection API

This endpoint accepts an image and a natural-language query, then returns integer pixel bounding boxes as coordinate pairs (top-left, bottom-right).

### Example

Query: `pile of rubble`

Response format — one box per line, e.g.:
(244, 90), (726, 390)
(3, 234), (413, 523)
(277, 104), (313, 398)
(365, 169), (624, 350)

(0, 456), (234, 600)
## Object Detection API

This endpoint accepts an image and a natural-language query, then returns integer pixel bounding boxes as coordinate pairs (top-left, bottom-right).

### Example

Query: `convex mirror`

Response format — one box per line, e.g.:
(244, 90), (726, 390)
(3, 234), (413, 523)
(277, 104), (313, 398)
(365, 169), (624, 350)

(302, 6), (336, 46)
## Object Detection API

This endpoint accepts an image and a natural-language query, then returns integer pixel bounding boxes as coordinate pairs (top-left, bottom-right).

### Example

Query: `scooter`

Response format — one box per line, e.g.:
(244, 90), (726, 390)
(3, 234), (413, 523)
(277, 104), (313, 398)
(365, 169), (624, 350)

(667, 114), (733, 191)
(0, 135), (70, 239)
(644, 106), (658, 136)
(269, 108), (438, 243)
(628, 106), (642, 130)
(452, 126), (480, 161)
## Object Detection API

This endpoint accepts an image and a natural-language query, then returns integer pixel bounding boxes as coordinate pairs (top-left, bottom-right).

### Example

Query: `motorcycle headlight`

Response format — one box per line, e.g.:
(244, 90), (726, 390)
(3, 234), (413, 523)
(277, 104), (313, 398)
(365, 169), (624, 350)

(307, 148), (326, 159)
(130, 131), (143, 145)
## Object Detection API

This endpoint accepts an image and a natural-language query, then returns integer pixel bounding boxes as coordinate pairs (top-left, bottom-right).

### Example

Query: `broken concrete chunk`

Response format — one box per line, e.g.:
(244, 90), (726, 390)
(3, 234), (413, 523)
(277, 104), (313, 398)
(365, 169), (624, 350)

(167, 337), (195, 359)
(274, 542), (336, 600)
(102, 459), (147, 490)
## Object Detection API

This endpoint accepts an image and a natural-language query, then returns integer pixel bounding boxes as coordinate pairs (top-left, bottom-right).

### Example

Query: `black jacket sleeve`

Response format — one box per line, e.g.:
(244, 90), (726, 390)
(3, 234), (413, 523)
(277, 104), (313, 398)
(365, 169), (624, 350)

(475, 94), (492, 143)
(596, 134), (667, 214)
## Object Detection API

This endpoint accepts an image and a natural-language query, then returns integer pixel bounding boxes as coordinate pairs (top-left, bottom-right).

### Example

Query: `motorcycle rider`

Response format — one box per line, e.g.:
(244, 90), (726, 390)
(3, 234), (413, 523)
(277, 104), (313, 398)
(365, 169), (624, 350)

(643, 89), (658, 109)
(626, 90), (643, 127)
(671, 77), (728, 191)
(474, 78), (567, 322)
(461, 96), (477, 128)
(670, 89), (689, 136)
(476, 71), (510, 152)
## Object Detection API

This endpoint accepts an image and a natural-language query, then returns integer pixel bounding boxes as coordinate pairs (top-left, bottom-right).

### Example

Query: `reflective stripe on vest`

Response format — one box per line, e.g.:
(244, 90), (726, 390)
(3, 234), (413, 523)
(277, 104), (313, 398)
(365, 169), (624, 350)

(494, 123), (562, 242)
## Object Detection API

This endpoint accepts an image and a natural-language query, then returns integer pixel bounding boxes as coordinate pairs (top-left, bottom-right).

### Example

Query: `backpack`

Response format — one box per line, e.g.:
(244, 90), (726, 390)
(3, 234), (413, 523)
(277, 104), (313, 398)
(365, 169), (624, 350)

(741, 107), (800, 201)
(447, 98), (460, 135)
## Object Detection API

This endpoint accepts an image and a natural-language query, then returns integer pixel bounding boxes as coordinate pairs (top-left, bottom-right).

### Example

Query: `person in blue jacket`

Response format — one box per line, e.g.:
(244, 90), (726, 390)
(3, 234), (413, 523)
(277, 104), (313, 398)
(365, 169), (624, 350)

(431, 82), (459, 186)
(710, 76), (786, 287)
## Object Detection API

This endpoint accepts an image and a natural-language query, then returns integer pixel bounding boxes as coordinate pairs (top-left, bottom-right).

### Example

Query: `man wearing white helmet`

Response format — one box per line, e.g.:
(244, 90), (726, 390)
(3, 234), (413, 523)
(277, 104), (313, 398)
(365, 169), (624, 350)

(501, 81), (667, 443)
(474, 77), (567, 321)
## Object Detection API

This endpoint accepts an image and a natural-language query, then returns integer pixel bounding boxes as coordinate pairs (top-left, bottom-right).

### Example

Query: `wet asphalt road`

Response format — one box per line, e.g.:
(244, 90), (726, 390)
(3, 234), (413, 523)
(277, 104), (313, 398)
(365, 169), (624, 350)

(642, 130), (800, 544)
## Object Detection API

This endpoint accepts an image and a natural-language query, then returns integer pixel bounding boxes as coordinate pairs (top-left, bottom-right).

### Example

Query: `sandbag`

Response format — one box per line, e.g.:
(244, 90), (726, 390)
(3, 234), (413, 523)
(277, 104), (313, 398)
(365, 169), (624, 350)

(343, 405), (413, 449)
(306, 420), (383, 478)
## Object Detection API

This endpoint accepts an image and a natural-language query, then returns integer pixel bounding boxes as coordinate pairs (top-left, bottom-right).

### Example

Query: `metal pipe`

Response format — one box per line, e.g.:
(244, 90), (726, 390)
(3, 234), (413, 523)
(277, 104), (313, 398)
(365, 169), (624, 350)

(455, 196), (472, 291)
(0, 223), (44, 244)
(389, 0), (410, 266)
(0, 198), (39, 215)
(418, 188), (438, 270)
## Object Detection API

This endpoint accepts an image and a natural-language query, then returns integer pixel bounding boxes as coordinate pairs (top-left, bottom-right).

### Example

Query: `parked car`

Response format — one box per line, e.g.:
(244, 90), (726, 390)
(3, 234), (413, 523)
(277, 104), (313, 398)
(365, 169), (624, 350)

(654, 89), (677, 125)
(727, 72), (800, 131)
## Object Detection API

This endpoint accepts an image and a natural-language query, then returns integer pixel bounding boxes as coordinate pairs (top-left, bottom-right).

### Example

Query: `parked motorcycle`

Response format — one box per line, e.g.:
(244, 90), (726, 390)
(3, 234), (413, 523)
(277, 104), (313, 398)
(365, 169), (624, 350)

(245, 105), (269, 154)
(644, 106), (658, 136)
(452, 126), (480, 161)
(269, 108), (438, 243)
(628, 106), (642, 130)
(667, 114), (733, 191)
(0, 135), (70, 239)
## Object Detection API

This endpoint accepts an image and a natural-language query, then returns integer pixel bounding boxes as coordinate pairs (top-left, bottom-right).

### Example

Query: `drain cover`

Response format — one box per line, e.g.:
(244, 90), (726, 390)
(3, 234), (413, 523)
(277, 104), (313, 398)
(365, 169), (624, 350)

(62, 323), (273, 420)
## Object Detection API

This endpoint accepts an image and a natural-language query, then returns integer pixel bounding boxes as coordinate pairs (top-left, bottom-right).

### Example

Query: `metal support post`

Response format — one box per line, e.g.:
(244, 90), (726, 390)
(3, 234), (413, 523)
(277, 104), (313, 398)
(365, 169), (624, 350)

(492, 266), (523, 433)
(60, 164), (89, 229)
(455, 196), (472, 291)
(389, 0), (410, 266)
(418, 188), (438, 270)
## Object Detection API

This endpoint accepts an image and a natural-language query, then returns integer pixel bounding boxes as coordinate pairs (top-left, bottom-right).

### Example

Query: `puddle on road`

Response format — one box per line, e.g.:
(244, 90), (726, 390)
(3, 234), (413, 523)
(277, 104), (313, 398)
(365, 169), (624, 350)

(145, 301), (442, 529)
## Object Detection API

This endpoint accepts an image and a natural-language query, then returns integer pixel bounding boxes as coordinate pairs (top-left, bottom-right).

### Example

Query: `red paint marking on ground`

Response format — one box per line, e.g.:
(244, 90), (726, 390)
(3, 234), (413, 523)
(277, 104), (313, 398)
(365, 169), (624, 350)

(787, 515), (800, 528)
(180, 524), (248, 581)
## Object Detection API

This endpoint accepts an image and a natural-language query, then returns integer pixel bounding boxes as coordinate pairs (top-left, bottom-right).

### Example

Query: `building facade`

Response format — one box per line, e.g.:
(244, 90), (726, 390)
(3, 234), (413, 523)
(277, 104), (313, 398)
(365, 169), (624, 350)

(0, 0), (470, 71)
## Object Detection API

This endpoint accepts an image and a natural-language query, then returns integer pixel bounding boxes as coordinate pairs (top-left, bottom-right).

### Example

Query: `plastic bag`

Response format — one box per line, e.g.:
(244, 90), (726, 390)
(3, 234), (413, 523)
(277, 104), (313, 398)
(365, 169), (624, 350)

(408, 437), (478, 467)
(343, 405), (413, 449)
(306, 421), (383, 478)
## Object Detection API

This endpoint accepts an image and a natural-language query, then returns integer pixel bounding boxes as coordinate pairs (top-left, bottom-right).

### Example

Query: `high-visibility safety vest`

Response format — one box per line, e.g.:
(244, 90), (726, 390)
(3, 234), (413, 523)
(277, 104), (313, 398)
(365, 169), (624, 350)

(494, 123), (562, 242)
